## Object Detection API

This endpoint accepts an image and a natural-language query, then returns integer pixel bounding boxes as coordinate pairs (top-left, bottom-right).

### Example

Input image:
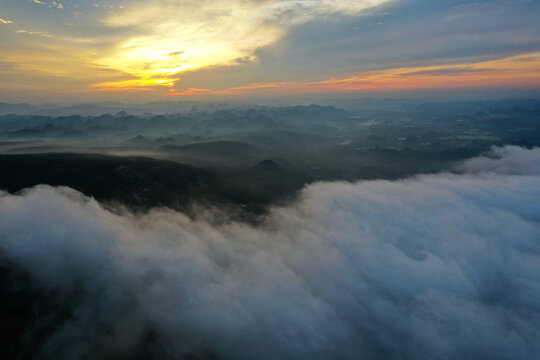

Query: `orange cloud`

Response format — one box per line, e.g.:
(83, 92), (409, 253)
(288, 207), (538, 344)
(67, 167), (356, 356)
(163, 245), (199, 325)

(15, 30), (53, 38)
(87, 78), (175, 92)
(167, 88), (212, 96)
(166, 52), (540, 97)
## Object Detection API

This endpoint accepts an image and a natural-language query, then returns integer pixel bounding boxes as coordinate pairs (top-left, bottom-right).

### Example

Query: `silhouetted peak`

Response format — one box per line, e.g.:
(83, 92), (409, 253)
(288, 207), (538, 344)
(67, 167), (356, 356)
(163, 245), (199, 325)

(115, 110), (129, 117)
(254, 159), (283, 172)
(124, 135), (148, 145)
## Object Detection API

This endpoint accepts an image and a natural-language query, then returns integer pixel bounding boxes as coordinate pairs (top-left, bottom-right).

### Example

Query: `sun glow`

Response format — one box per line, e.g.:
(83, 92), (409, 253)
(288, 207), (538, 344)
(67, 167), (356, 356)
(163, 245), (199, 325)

(94, 1), (284, 90)
(92, 0), (391, 91)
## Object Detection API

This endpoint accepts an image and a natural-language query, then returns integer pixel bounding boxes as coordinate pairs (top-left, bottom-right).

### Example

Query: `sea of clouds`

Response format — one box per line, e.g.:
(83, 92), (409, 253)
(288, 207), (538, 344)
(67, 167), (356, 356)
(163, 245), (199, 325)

(0, 146), (539, 359)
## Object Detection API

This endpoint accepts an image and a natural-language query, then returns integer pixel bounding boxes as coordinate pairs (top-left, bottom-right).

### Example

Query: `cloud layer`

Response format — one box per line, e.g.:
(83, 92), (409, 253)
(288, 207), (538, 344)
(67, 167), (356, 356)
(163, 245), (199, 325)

(0, 146), (539, 359)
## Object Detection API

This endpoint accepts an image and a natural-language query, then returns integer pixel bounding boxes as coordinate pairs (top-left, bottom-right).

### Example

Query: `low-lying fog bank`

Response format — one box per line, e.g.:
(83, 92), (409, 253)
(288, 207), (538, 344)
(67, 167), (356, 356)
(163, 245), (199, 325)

(0, 146), (539, 360)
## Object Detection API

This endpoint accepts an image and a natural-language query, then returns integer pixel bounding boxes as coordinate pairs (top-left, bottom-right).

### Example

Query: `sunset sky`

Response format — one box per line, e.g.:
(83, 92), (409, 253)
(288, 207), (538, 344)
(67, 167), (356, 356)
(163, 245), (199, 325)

(1, 0), (539, 102)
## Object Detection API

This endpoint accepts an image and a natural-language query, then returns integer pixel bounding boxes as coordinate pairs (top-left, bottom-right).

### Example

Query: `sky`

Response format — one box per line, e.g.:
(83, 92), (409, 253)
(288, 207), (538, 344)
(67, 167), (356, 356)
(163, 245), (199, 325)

(0, 0), (539, 102)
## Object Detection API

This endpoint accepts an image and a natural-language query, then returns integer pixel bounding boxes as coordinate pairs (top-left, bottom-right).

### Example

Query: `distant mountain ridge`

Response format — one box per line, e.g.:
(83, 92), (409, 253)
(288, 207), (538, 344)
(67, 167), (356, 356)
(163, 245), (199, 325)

(0, 105), (351, 139)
